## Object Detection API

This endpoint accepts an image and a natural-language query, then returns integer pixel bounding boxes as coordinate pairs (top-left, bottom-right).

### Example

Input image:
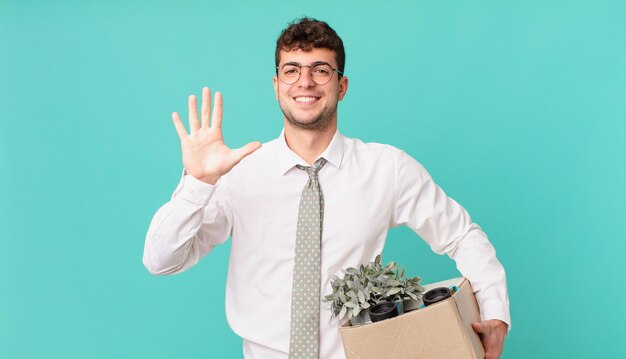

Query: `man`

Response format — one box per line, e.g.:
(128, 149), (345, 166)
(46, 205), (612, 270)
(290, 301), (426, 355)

(144, 17), (510, 359)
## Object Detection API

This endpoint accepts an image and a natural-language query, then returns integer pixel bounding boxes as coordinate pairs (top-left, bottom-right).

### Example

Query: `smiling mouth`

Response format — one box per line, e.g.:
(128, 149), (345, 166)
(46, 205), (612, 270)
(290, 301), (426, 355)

(293, 96), (320, 104)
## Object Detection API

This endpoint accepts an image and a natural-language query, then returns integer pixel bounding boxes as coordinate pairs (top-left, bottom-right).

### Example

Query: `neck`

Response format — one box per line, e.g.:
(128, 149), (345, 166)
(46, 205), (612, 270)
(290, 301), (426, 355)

(284, 121), (337, 165)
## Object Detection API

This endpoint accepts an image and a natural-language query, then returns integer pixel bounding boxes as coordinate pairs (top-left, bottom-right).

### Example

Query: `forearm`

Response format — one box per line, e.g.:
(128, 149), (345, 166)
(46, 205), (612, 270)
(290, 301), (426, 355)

(143, 174), (231, 275)
(449, 225), (511, 330)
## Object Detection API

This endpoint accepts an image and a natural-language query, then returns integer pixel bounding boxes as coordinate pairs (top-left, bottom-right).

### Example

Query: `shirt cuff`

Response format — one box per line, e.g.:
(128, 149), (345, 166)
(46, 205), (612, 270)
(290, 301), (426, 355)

(479, 298), (512, 334)
(175, 174), (218, 206)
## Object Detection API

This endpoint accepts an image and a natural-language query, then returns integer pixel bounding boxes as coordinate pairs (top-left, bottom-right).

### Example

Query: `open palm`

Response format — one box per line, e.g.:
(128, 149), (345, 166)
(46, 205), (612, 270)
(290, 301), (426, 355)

(172, 87), (261, 184)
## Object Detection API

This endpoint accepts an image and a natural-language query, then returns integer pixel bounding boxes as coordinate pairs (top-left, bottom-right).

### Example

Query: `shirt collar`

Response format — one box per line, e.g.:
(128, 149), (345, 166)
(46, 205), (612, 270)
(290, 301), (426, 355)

(276, 128), (344, 175)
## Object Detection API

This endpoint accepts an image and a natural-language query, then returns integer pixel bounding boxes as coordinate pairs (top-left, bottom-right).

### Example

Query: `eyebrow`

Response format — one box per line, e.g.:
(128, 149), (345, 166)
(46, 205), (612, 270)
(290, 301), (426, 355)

(282, 61), (331, 67)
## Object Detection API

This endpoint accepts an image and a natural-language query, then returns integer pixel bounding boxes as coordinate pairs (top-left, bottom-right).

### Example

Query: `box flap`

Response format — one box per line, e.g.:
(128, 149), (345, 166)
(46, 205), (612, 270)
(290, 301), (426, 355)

(452, 278), (485, 358)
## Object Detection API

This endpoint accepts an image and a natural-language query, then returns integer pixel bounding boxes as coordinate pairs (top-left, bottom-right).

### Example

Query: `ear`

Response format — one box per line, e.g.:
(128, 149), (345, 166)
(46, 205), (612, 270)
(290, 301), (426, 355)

(338, 76), (349, 101)
(273, 76), (279, 100)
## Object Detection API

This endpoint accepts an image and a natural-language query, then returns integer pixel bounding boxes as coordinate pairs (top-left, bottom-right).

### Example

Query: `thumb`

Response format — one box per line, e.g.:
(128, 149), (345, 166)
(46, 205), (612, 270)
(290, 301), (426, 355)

(472, 321), (488, 335)
(231, 141), (262, 162)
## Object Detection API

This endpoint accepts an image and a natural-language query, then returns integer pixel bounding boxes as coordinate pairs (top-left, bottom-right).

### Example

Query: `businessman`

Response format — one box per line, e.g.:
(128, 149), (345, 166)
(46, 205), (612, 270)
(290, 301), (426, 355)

(144, 17), (510, 359)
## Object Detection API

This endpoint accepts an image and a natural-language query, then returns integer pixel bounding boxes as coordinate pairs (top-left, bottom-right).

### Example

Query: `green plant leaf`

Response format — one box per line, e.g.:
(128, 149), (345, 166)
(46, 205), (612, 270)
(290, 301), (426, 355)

(339, 292), (348, 302)
(358, 290), (365, 304)
(339, 306), (347, 319)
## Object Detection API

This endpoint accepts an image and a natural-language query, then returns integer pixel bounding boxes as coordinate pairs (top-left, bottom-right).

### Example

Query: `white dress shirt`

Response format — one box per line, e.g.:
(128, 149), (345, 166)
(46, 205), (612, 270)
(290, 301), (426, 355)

(143, 129), (511, 359)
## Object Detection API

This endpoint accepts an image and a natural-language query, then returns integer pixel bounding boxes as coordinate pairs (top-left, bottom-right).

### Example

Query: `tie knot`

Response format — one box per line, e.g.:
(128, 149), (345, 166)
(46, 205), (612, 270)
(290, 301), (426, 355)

(297, 158), (327, 181)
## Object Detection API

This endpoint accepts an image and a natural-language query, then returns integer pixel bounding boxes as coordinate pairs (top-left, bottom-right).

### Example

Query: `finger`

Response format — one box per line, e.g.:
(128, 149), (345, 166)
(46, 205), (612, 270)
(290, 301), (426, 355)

(472, 322), (487, 335)
(211, 91), (223, 128)
(171, 112), (188, 140)
(201, 87), (211, 128)
(188, 95), (199, 134)
(231, 141), (262, 163)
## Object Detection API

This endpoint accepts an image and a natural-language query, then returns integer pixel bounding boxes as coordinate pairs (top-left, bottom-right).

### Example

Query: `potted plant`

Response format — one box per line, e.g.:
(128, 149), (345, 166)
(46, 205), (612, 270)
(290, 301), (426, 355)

(399, 273), (425, 312)
(324, 263), (375, 325)
(367, 260), (424, 314)
(369, 259), (404, 312)
(324, 254), (425, 325)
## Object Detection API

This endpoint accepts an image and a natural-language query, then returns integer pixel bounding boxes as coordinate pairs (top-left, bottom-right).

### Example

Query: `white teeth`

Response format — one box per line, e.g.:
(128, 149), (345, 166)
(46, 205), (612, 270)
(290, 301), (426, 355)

(295, 97), (317, 102)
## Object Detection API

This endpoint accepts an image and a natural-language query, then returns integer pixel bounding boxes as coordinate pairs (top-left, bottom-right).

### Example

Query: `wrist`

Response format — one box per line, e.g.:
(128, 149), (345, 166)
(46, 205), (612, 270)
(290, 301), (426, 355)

(488, 319), (508, 335)
(184, 169), (220, 185)
(197, 174), (220, 185)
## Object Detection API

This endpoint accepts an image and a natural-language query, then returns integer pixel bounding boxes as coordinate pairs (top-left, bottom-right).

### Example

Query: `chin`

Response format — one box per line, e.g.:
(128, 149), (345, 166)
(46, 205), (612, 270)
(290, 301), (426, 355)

(285, 107), (336, 128)
(285, 115), (331, 131)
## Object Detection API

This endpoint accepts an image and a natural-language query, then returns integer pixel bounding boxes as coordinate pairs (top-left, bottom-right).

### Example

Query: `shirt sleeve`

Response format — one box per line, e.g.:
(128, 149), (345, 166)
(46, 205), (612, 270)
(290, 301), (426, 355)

(142, 171), (233, 275)
(391, 149), (511, 331)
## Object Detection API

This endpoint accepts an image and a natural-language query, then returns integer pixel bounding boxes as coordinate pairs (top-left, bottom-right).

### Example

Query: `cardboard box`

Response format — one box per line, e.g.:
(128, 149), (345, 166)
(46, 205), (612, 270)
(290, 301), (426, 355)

(340, 277), (485, 359)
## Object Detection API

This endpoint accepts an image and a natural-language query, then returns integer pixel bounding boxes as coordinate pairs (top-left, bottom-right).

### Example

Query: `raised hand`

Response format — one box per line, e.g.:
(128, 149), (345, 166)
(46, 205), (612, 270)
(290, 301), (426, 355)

(172, 87), (261, 184)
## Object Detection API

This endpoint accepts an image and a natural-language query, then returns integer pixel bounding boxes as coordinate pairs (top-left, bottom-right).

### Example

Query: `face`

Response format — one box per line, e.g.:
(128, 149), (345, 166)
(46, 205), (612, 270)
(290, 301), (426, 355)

(273, 48), (348, 132)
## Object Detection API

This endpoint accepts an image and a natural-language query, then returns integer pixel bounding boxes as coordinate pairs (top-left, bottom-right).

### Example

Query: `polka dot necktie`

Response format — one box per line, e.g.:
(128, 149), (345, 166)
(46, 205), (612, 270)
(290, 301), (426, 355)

(289, 158), (327, 359)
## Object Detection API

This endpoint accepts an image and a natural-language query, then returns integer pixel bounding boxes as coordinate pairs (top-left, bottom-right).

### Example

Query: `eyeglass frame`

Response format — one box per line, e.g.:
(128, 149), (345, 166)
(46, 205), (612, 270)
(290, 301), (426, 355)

(275, 61), (345, 85)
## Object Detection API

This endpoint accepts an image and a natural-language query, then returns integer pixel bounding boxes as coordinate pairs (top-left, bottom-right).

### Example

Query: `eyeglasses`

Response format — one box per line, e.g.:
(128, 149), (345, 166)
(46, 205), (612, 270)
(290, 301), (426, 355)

(276, 62), (344, 85)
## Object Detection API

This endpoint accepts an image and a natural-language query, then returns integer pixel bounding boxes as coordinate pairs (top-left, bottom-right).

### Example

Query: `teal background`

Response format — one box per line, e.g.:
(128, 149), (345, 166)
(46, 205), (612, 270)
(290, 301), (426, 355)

(1, 0), (625, 358)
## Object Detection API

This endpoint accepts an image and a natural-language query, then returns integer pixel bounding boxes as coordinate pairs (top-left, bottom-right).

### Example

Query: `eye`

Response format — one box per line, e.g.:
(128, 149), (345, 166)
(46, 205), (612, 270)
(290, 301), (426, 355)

(282, 66), (300, 76)
(312, 65), (331, 75)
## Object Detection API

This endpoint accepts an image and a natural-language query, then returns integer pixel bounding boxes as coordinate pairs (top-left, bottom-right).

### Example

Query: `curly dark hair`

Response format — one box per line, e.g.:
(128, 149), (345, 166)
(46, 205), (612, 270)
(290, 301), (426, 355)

(275, 17), (345, 75)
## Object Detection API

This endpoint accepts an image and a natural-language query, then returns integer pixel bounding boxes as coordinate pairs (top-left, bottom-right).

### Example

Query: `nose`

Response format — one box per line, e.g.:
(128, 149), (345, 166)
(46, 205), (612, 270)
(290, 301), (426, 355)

(296, 66), (315, 87)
